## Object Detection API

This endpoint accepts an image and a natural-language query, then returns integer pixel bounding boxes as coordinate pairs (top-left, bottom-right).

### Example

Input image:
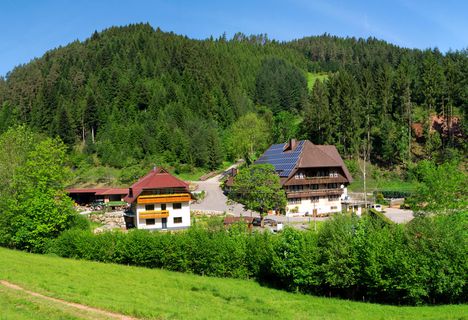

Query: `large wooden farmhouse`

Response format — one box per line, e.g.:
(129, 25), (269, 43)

(255, 139), (352, 215)
(124, 168), (192, 230)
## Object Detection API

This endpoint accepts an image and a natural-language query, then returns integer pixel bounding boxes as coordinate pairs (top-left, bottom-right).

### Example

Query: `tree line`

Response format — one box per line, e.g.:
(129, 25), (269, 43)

(0, 24), (466, 172)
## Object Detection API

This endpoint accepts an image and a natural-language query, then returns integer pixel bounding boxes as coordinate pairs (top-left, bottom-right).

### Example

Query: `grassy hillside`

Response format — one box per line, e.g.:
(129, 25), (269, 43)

(0, 248), (466, 320)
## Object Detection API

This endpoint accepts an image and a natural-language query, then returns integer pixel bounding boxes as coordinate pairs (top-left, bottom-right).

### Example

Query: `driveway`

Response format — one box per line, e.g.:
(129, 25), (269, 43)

(382, 207), (414, 223)
(190, 165), (258, 217)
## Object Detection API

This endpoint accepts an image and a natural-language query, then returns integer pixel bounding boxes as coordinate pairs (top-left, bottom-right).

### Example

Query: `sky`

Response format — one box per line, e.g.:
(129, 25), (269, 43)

(1, 0), (467, 76)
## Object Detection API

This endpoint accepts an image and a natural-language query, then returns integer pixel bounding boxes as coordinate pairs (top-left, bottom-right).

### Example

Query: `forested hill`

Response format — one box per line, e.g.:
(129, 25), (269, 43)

(0, 23), (466, 171)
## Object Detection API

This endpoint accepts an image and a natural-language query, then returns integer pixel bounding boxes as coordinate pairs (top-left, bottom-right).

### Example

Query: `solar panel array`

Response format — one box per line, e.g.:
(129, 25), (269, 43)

(255, 140), (304, 177)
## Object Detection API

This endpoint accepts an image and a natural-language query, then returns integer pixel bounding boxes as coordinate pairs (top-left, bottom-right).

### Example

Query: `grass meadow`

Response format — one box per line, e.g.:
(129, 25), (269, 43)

(0, 247), (466, 320)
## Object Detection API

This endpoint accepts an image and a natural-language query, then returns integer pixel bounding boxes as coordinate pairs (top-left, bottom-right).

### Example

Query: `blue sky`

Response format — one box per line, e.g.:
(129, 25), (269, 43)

(1, 0), (467, 76)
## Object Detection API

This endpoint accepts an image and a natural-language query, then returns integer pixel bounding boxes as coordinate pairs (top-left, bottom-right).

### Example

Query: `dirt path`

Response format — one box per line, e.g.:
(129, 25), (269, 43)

(0, 280), (138, 320)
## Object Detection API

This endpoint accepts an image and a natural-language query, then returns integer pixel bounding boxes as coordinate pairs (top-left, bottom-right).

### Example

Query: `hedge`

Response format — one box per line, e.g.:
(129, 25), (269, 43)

(46, 212), (467, 305)
(376, 190), (413, 199)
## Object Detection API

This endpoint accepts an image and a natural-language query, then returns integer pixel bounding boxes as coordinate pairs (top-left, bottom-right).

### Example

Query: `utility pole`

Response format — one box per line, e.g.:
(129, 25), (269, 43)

(359, 114), (371, 213)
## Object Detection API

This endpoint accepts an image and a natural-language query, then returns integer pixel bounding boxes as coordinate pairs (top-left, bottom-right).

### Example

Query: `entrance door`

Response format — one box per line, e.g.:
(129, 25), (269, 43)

(162, 218), (167, 229)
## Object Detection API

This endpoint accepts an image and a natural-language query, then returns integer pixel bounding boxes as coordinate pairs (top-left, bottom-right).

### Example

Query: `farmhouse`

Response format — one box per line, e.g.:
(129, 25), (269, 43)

(226, 139), (352, 216)
(256, 139), (352, 215)
(124, 167), (192, 230)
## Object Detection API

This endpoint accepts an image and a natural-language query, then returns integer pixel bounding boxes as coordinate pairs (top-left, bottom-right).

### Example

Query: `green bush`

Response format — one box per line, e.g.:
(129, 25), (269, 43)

(44, 212), (467, 306)
(269, 228), (320, 292)
(317, 214), (360, 298)
(69, 213), (91, 231)
(378, 190), (413, 198)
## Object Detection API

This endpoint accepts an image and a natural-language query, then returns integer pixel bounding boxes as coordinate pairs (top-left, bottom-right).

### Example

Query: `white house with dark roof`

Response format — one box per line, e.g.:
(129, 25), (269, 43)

(255, 139), (353, 216)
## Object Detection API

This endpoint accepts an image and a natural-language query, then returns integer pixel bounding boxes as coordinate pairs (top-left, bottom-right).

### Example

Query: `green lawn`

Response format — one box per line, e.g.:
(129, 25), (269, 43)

(348, 178), (418, 193)
(307, 72), (329, 90)
(173, 161), (234, 181)
(0, 284), (115, 320)
(0, 248), (466, 320)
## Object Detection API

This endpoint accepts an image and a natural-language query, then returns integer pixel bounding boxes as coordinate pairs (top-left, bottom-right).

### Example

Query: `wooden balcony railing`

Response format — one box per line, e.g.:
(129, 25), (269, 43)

(139, 210), (170, 219)
(137, 193), (191, 204)
(286, 189), (343, 198)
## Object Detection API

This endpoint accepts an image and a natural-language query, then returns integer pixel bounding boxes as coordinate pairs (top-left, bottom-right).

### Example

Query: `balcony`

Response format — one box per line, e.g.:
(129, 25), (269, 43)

(137, 193), (191, 204)
(285, 175), (348, 185)
(286, 189), (343, 198)
(139, 210), (170, 219)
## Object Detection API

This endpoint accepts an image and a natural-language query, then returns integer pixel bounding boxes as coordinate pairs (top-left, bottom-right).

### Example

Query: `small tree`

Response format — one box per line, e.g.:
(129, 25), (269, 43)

(0, 127), (76, 252)
(225, 113), (270, 164)
(408, 160), (467, 214)
(231, 164), (286, 226)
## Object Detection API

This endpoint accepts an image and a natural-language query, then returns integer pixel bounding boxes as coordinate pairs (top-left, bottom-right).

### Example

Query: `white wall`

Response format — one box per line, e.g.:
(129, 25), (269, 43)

(136, 202), (190, 230)
(286, 197), (341, 216)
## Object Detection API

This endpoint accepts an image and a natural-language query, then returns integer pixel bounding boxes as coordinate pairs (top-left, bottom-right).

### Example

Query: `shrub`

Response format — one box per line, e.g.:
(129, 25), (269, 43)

(44, 211), (467, 306)
(269, 228), (320, 292)
(317, 214), (360, 298)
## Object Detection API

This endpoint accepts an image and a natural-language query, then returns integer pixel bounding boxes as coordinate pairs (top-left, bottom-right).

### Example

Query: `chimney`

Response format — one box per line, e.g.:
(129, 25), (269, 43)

(287, 139), (297, 151)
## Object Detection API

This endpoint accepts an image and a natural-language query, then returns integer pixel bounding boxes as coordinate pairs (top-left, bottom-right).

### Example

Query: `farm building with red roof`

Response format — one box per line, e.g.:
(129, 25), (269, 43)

(125, 167), (192, 230)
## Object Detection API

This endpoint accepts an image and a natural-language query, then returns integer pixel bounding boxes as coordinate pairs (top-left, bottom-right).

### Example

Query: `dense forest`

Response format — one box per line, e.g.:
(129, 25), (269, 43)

(0, 23), (466, 175)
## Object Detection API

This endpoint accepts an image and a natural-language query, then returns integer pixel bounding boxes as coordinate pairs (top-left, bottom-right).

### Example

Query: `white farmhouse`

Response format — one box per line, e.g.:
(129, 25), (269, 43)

(124, 168), (192, 230)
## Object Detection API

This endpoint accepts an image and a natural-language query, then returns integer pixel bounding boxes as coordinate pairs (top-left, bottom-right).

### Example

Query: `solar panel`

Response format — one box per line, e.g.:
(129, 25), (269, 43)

(255, 141), (304, 177)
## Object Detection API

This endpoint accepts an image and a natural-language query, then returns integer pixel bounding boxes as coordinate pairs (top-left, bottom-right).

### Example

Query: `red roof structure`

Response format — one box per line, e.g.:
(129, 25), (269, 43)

(95, 188), (129, 196)
(124, 167), (189, 203)
(66, 188), (128, 196)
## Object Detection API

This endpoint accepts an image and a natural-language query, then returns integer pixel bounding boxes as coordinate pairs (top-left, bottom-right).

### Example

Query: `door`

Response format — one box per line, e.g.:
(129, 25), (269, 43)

(162, 218), (167, 229)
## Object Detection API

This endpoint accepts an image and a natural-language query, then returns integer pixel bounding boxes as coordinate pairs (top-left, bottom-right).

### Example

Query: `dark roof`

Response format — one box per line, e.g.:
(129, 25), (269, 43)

(66, 188), (128, 196)
(124, 167), (189, 203)
(298, 142), (353, 182)
(255, 140), (352, 182)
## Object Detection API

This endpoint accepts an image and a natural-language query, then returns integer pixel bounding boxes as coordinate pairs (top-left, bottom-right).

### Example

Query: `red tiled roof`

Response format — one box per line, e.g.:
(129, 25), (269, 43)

(66, 188), (107, 194)
(66, 188), (128, 196)
(224, 216), (254, 224)
(95, 188), (129, 196)
(124, 167), (189, 203)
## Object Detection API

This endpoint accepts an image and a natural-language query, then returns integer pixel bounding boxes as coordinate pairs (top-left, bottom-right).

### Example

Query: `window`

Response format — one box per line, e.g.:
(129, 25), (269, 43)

(161, 203), (166, 210)
(328, 195), (340, 201)
(289, 198), (301, 204)
(173, 203), (182, 209)
(173, 217), (182, 224)
(331, 206), (338, 210)
(295, 172), (305, 179)
(310, 196), (319, 202)
(145, 204), (154, 211)
(146, 218), (155, 225)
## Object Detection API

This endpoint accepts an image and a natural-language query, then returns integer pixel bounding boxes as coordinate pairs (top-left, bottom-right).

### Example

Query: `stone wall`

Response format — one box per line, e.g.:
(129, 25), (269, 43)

(88, 211), (126, 233)
(191, 210), (225, 216)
